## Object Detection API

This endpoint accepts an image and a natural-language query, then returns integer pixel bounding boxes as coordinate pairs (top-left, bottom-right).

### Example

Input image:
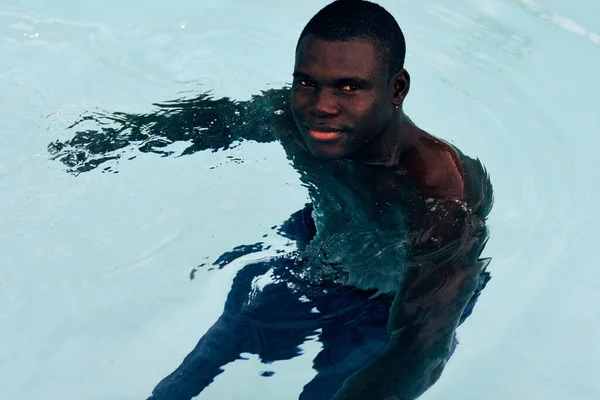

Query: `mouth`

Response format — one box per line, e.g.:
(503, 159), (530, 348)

(305, 125), (345, 142)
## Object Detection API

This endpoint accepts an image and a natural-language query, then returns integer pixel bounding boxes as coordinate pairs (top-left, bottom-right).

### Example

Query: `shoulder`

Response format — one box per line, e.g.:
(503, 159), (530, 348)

(399, 133), (465, 200)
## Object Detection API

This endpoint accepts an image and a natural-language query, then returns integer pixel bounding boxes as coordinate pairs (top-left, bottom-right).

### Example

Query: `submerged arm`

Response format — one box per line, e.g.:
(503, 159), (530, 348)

(332, 197), (490, 400)
(48, 87), (296, 174)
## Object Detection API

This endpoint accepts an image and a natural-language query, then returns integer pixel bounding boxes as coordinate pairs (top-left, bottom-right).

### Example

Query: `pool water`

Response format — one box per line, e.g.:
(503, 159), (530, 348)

(1, 0), (599, 399)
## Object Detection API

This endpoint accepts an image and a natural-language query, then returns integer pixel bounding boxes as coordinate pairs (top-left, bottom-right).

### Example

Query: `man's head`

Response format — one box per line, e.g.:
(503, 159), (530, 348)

(290, 0), (410, 160)
(297, 0), (406, 79)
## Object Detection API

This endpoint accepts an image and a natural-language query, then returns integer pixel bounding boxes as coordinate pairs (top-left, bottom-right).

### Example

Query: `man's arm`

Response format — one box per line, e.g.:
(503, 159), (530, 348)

(331, 194), (490, 400)
(48, 87), (296, 174)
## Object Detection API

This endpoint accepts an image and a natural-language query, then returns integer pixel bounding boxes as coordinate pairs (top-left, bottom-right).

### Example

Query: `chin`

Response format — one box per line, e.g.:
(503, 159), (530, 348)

(307, 145), (348, 160)
(304, 137), (353, 160)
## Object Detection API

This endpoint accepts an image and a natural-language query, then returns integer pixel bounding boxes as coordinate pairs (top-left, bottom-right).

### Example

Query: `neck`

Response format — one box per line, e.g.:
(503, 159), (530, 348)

(352, 111), (419, 166)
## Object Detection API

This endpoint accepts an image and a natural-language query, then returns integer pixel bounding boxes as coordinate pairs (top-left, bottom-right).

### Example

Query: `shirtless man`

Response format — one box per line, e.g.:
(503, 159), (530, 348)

(142, 2), (494, 399)
(49, 1), (493, 399)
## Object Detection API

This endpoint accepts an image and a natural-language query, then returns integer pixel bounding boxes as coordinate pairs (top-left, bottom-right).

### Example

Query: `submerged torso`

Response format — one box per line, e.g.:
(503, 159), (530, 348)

(283, 144), (417, 293)
(278, 128), (492, 294)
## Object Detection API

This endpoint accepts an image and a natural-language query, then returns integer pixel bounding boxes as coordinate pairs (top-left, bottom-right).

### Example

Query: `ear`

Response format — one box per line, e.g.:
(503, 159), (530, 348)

(391, 69), (410, 107)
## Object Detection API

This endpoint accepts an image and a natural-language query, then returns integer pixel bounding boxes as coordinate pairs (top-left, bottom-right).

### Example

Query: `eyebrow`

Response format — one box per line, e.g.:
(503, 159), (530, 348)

(293, 71), (372, 88)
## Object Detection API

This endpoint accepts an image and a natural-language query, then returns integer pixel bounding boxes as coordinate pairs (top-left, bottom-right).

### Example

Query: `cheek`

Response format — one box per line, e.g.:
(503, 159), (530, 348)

(290, 89), (300, 109)
(350, 102), (384, 128)
(347, 107), (388, 142)
(351, 93), (385, 117)
(291, 87), (311, 107)
(290, 92), (305, 122)
(290, 91), (299, 108)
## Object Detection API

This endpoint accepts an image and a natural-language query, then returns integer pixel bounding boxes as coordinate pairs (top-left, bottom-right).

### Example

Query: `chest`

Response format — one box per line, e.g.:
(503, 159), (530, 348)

(290, 158), (420, 293)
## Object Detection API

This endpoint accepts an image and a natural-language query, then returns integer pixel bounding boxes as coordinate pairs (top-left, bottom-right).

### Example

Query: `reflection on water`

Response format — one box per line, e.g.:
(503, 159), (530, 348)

(47, 88), (292, 175)
(49, 87), (493, 399)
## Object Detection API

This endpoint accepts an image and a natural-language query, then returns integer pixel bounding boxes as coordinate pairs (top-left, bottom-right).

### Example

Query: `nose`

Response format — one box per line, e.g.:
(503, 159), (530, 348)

(310, 89), (339, 118)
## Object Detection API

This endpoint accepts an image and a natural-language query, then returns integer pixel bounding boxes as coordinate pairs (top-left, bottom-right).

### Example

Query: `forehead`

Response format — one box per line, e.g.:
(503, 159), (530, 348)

(294, 35), (385, 80)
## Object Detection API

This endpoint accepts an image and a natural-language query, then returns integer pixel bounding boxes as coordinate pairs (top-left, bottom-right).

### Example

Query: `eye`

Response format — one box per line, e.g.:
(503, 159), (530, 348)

(341, 85), (360, 92)
(295, 79), (314, 88)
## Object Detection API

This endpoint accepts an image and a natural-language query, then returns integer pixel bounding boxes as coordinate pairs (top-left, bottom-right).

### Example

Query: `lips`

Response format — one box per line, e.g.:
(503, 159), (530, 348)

(305, 125), (345, 142)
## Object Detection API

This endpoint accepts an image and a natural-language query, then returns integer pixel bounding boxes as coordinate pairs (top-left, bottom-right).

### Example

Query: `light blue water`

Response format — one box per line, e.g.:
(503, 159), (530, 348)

(1, 0), (599, 399)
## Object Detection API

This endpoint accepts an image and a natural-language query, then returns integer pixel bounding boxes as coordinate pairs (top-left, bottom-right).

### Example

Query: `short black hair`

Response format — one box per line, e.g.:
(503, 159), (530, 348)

(297, 0), (406, 77)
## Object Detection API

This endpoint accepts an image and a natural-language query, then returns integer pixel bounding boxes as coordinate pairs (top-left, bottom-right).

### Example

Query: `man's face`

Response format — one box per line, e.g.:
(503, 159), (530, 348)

(290, 35), (395, 160)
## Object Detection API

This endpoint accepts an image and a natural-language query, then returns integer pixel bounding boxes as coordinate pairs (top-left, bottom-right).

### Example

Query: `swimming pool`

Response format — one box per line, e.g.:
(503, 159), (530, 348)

(1, 0), (599, 399)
